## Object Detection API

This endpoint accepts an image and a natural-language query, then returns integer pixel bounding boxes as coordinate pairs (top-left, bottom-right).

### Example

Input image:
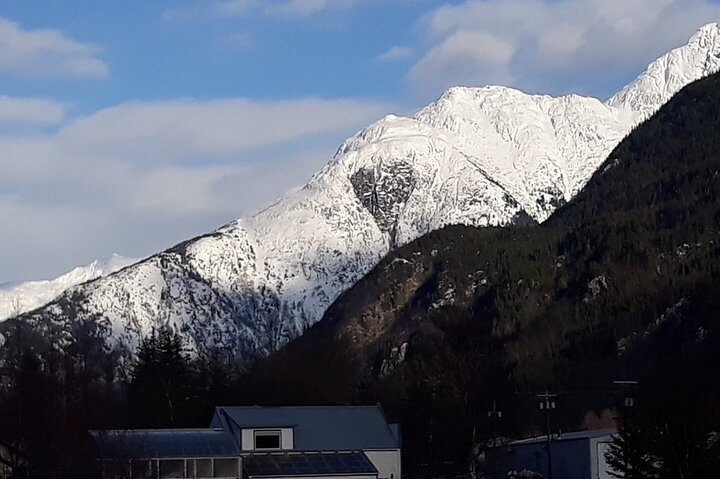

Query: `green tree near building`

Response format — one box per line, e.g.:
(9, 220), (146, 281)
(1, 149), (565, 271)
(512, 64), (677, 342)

(127, 326), (195, 428)
(607, 295), (720, 479)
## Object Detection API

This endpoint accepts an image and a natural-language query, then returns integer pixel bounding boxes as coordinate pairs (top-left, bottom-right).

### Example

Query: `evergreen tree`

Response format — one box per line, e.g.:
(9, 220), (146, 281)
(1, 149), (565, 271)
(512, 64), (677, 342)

(607, 297), (720, 479)
(127, 327), (194, 428)
(0, 317), (119, 478)
(606, 419), (662, 479)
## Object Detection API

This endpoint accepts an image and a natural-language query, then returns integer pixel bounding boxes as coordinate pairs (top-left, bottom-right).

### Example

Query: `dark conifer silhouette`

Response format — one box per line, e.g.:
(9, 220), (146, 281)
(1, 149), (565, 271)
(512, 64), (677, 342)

(127, 327), (194, 428)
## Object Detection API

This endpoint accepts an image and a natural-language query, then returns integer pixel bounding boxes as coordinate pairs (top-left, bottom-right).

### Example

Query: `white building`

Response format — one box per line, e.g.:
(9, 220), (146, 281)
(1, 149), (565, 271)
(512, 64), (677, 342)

(92, 405), (402, 479)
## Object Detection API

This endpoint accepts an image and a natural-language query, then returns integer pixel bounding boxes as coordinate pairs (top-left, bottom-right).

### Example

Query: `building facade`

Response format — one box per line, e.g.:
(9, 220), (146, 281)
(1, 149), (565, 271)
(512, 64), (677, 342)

(91, 405), (401, 479)
(487, 429), (618, 479)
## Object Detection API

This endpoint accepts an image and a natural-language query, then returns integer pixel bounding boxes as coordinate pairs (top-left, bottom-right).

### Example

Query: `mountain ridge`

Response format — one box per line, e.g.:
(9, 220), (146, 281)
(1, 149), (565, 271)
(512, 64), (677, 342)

(239, 69), (720, 475)
(0, 255), (138, 322)
(4, 24), (720, 360)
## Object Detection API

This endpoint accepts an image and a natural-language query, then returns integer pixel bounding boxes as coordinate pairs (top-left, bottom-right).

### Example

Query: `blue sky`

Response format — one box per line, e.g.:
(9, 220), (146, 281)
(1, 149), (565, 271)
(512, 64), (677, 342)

(0, 1), (425, 111)
(1, 0), (720, 283)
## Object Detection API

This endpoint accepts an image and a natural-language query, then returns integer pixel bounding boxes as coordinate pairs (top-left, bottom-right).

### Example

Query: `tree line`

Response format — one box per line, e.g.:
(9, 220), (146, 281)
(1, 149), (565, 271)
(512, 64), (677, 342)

(2, 54), (720, 479)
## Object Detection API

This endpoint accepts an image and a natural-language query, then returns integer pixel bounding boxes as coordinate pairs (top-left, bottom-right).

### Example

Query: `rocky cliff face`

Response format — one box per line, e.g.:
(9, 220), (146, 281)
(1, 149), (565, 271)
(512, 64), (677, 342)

(7, 24), (720, 362)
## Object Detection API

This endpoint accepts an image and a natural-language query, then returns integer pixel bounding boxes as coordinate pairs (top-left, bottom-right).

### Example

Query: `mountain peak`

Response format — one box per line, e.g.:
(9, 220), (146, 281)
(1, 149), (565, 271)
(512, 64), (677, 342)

(607, 23), (720, 117)
(0, 255), (138, 321)
(694, 21), (720, 38)
(7, 24), (720, 363)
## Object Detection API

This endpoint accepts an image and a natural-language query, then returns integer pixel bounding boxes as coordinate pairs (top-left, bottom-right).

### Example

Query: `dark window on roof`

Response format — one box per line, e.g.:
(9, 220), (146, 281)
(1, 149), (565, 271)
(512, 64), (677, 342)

(254, 431), (281, 450)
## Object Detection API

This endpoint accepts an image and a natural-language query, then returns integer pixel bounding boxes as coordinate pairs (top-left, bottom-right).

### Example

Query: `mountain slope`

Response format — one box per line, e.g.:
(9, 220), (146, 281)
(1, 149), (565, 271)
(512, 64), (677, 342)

(6, 24), (720, 360)
(240, 67), (720, 474)
(0, 255), (137, 321)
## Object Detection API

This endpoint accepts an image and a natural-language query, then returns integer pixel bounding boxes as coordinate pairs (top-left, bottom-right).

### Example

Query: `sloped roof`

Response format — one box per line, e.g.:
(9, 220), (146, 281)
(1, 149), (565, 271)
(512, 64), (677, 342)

(90, 428), (240, 459)
(211, 405), (399, 450)
(511, 428), (617, 446)
(243, 451), (377, 478)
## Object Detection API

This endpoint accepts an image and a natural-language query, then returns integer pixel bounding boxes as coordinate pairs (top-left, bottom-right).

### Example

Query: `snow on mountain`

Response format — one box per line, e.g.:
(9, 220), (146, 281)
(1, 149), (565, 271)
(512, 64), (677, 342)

(608, 23), (720, 120)
(0, 255), (138, 321)
(9, 24), (720, 361)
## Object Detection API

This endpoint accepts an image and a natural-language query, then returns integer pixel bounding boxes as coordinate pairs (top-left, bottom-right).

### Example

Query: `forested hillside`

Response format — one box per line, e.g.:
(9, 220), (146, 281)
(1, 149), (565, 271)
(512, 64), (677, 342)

(241, 71), (720, 476)
(7, 24), (720, 366)
(3, 59), (720, 479)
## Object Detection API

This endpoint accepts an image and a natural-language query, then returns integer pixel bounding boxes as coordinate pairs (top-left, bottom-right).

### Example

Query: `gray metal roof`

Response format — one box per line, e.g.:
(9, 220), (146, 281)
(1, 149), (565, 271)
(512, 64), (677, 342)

(511, 428), (617, 446)
(211, 405), (400, 450)
(243, 451), (378, 478)
(90, 428), (240, 459)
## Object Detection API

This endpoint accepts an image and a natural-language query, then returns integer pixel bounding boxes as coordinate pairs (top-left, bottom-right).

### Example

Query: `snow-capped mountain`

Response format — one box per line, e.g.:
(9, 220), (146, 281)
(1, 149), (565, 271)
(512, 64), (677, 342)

(8, 24), (720, 361)
(0, 255), (138, 321)
(607, 23), (720, 119)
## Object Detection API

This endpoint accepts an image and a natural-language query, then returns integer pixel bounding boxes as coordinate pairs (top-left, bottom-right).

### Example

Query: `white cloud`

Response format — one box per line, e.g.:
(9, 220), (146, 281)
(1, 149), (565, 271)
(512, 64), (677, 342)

(0, 96), (65, 124)
(164, 0), (364, 21)
(409, 0), (720, 96)
(410, 30), (515, 90)
(52, 98), (389, 162)
(0, 17), (108, 78)
(162, 1), (260, 22)
(376, 46), (413, 62)
(128, 165), (243, 218)
(215, 0), (260, 17)
(0, 97), (392, 283)
(267, 0), (332, 17)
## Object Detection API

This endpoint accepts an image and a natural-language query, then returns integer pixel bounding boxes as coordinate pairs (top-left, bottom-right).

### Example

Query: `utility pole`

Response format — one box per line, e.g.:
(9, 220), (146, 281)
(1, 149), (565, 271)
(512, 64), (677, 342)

(613, 380), (639, 475)
(538, 391), (557, 479)
(488, 400), (503, 434)
(426, 380), (437, 476)
(613, 380), (638, 409)
(487, 401), (503, 479)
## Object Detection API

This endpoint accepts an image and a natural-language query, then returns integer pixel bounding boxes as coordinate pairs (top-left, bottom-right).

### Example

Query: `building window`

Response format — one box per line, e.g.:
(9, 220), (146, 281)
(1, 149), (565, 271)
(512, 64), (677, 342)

(104, 460), (130, 478)
(213, 458), (239, 478)
(254, 430), (282, 450)
(130, 459), (152, 479)
(195, 459), (213, 478)
(159, 459), (185, 478)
